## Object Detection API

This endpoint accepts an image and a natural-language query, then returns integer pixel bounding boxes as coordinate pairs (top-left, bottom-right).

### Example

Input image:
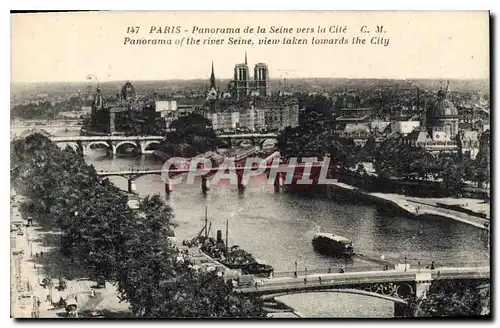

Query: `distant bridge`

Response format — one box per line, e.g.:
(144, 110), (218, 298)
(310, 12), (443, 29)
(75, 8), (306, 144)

(50, 133), (279, 156)
(96, 159), (333, 194)
(50, 135), (164, 156)
(216, 133), (279, 149)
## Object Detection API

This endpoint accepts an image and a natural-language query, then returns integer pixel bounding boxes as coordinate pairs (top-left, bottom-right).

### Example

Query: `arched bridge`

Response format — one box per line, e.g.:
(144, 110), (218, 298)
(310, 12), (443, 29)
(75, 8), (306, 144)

(235, 266), (490, 317)
(216, 133), (278, 149)
(50, 133), (280, 156)
(96, 159), (334, 194)
(50, 135), (164, 156)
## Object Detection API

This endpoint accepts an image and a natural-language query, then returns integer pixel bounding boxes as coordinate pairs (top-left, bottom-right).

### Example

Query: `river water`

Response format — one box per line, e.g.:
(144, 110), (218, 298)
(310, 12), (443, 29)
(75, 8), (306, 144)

(52, 129), (489, 317)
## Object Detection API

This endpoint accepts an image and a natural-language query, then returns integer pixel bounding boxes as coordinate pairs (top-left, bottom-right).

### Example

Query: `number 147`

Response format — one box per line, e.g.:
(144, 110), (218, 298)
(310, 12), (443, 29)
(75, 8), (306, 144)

(126, 26), (140, 34)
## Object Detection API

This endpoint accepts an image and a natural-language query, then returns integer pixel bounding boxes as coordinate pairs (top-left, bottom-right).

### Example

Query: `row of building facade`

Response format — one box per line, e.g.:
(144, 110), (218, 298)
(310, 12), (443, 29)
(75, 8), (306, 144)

(89, 56), (298, 134)
(155, 98), (299, 132)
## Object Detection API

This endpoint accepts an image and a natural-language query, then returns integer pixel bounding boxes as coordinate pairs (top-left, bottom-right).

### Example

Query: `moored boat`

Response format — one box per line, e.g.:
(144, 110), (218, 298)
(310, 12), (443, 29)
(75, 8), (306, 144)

(183, 207), (275, 277)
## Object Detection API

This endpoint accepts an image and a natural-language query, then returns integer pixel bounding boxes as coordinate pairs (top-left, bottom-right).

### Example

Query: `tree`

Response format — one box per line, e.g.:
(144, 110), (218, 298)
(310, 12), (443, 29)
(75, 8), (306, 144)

(406, 280), (489, 317)
(158, 113), (217, 157)
(12, 133), (265, 318)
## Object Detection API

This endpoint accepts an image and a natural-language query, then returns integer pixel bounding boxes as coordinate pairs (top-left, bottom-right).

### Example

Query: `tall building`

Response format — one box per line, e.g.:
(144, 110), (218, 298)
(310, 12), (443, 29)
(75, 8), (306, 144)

(253, 62), (270, 97)
(233, 53), (251, 100)
(231, 52), (270, 100)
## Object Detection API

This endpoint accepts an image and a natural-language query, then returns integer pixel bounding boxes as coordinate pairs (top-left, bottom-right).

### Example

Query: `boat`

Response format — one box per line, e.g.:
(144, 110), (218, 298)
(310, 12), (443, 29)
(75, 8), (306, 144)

(184, 207), (274, 278)
(312, 232), (354, 256)
(245, 259), (274, 277)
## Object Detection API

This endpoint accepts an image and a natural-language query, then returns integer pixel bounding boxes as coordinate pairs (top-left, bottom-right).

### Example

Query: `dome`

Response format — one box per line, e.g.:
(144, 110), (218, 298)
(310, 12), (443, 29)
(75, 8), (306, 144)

(426, 90), (458, 119)
(121, 81), (136, 100)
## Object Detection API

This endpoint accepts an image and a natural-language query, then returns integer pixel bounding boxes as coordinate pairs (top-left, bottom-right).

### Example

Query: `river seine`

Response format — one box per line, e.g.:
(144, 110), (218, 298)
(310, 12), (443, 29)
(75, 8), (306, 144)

(47, 128), (489, 317)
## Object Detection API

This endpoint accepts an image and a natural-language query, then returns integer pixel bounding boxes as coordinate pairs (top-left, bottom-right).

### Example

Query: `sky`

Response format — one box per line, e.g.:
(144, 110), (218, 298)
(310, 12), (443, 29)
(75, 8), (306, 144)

(11, 11), (489, 83)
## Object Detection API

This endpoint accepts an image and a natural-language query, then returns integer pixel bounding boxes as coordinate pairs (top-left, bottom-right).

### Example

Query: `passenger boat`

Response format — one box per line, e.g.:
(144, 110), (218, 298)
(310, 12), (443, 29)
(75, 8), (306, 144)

(312, 233), (354, 256)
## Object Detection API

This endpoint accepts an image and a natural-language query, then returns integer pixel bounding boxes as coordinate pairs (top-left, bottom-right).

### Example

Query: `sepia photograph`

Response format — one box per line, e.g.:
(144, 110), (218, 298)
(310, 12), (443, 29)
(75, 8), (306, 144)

(9, 10), (491, 319)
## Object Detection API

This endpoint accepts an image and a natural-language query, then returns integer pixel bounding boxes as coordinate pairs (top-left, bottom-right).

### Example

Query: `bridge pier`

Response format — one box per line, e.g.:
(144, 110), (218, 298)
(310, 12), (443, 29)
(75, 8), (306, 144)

(111, 144), (117, 157)
(128, 180), (137, 193)
(274, 172), (285, 192)
(236, 172), (247, 192)
(201, 176), (210, 193)
(415, 272), (432, 299)
(164, 183), (173, 195)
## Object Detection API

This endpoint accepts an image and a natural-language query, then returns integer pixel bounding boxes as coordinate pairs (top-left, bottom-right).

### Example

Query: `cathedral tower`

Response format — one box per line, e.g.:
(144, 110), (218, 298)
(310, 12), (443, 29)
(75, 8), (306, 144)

(254, 63), (269, 97)
(233, 52), (250, 100)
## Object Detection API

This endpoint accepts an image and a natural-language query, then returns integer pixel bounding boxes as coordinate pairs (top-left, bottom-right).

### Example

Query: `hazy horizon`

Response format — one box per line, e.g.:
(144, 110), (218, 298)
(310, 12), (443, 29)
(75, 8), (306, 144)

(10, 77), (491, 85)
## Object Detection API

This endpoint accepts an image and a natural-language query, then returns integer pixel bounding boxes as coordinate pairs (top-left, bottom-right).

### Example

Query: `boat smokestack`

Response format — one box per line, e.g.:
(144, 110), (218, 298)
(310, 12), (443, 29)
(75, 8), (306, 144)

(216, 230), (223, 244)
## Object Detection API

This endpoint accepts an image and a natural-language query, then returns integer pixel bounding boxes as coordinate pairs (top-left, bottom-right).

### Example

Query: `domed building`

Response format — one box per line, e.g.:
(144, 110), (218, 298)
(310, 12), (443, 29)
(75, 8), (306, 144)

(426, 86), (459, 140)
(121, 81), (136, 101)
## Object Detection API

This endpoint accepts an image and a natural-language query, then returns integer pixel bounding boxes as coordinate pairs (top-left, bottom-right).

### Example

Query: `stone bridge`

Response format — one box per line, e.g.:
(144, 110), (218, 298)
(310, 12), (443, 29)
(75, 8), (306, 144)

(50, 136), (164, 156)
(51, 133), (280, 156)
(216, 133), (278, 150)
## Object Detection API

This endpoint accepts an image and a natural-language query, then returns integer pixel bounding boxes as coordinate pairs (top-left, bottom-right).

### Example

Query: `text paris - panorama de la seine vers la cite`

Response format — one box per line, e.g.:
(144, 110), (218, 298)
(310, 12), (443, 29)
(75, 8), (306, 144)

(122, 24), (390, 47)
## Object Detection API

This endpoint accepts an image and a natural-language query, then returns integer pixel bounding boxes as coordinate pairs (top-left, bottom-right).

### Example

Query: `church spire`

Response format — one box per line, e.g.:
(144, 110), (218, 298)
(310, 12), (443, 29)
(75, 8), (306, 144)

(210, 61), (216, 89)
(245, 51), (248, 65)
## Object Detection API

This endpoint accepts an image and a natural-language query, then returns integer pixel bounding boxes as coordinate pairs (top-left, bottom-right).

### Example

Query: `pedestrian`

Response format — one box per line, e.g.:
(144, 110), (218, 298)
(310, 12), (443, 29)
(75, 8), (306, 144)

(430, 261), (435, 270)
(75, 295), (78, 303)
(40, 251), (43, 258)
(327, 267), (331, 274)
(318, 276), (322, 284)
(304, 277), (307, 285)
(294, 271), (297, 278)
(37, 299), (41, 308)
(254, 281), (258, 289)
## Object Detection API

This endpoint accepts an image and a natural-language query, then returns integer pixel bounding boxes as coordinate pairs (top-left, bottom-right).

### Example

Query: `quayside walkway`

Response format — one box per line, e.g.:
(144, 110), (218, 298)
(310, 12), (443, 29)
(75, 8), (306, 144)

(331, 182), (489, 231)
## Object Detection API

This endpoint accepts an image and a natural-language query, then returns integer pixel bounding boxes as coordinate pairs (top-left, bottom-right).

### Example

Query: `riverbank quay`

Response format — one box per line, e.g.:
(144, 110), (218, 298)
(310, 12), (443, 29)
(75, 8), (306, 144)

(10, 193), (129, 318)
(325, 182), (489, 231)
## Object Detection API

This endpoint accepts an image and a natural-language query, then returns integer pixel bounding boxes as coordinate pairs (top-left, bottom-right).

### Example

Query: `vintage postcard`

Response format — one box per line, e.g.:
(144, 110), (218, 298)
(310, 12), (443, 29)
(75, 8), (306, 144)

(10, 11), (490, 319)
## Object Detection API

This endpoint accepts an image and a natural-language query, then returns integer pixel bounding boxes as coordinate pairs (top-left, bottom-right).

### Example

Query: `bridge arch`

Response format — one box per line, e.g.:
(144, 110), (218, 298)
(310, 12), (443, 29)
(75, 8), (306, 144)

(260, 138), (278, 149)
(232, 138), (255, 148)
(87, 141), (111, 150)
(114, 141), (140, 155)
(141, 140), (161, 153)
(216, 138), (232, 149)
(262, 288), (409, 305)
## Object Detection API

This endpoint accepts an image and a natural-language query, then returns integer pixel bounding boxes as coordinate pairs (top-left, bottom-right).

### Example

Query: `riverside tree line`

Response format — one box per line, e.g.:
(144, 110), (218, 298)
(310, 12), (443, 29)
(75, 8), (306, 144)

(10, 133), (264, 318)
